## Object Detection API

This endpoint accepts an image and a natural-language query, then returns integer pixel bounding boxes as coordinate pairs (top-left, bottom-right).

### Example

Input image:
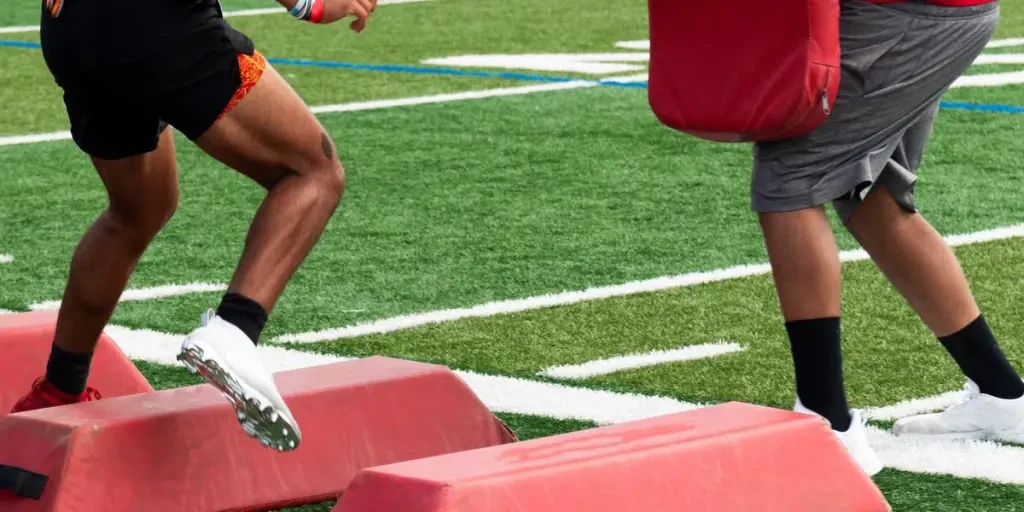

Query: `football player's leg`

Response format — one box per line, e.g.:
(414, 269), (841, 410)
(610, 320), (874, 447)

(14, 109), (177, 413)
(15, 1), (179, 414)
(194, 59), (343, 314)
(152, 24), (340, 451)
(835, 1), (1022, 441)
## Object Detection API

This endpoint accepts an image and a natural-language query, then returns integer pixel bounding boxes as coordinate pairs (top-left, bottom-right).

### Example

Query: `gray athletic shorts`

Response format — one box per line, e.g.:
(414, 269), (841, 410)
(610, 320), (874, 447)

(751, 0), (999, 223)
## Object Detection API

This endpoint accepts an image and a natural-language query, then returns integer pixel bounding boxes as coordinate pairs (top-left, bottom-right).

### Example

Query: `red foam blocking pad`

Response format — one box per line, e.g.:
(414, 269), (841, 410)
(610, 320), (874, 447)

(335, 402), (891, 512)
(0, 356), (516, 511)
(0, 311), (153, 412)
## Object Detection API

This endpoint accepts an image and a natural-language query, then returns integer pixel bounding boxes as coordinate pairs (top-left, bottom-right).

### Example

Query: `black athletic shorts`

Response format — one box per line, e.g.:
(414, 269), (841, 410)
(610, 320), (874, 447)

(39, 0), (257, 160)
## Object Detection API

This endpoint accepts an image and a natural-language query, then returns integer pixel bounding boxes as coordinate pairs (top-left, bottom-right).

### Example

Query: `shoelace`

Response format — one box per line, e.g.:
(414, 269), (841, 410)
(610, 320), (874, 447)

(201, 309), (216, 327)
(942, 382), (981, 415)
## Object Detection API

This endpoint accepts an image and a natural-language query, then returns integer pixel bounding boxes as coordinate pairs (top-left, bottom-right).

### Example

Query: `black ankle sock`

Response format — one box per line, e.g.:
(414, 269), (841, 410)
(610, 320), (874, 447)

(45, 344), (94, 396)
(785, 317), (853, 432)
(939, 315), (1024, 399)
(216, 293), (268, 345)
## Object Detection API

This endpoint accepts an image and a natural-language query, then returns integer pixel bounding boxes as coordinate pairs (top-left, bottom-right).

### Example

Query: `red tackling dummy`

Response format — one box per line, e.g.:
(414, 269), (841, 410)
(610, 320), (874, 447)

(0, 311), (153, 413)
(0, 356), (516, 511)
(334, 402), (891, 512)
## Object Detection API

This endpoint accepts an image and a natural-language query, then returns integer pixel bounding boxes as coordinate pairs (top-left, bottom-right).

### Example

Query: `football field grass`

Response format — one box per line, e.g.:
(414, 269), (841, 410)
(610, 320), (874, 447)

(2, 1), (1024, 510)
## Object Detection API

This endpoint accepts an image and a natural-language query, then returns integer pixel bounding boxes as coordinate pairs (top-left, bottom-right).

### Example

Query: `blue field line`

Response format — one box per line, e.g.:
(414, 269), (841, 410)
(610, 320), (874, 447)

(938, 101), (1024, 114)
(0, 40), (42, 49)
(2, 38), (1021, 113)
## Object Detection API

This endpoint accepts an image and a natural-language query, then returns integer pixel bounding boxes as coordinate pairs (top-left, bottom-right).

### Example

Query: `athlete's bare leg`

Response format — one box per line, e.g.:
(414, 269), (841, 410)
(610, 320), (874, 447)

(195, 63), (343, 312)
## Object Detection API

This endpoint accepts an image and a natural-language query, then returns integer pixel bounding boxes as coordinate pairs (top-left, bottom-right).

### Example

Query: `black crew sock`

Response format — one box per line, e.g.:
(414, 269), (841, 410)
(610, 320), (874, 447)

(939, 315), (1024, 400)
(216, 293), (268, 345)
(45, 344), (94, 396)
(785, 317), (853, 432)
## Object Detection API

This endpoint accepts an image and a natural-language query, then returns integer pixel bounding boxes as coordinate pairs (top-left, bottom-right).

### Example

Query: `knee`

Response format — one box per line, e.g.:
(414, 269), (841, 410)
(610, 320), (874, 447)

(306, 134), (345, 209)
(106, 189), (178, 247)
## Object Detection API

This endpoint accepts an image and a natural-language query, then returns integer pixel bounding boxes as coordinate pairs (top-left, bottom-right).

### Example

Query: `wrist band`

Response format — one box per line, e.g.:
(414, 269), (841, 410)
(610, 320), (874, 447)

(288, 0), (323, 23)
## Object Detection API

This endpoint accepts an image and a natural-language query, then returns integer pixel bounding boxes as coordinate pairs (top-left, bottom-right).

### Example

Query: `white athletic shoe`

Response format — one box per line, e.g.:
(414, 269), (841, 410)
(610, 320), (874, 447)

(794, 399), (884, 477)
(892, 381), (1024, 443)
(177, 310), (302, 452)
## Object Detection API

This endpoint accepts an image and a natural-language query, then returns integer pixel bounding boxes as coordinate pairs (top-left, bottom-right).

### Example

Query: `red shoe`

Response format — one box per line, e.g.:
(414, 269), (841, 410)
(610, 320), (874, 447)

(9, 378), (102, 414)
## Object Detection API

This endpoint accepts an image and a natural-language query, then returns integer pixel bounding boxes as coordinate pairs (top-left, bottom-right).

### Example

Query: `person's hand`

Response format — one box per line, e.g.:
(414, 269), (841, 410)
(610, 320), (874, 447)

(320, 0), (378, 32)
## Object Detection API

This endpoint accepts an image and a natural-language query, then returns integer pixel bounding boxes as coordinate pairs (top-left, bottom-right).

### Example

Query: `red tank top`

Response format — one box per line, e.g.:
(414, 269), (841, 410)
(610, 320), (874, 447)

(866, 0), (996, 6)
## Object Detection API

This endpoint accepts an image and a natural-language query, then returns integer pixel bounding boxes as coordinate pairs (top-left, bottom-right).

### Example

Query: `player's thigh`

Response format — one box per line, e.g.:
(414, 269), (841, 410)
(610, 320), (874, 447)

(121, 13), (342, 190)
(193, 60), (343, 191)
(91, 129), (181, 235)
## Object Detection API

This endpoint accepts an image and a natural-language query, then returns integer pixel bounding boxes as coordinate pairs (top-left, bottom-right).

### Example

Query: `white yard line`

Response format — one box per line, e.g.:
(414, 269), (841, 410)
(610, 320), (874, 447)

(0, 131), (73, 147)
(0, 25), (37, 35)
(0, 81), (595, 148)
(277, 223), (1024, 343)
(104, 324), (706, 425)
(309, 81), (594, 114)
(0, 0), (431, 35)
(539, 341), (745, 380)
(0, 254), (12, 264)
(863, 389), (969, 422)
(973, 53), (1024, 66)
(103, 323), (1024, 485)
(29, 282), (226, 311)
(869, 427), (1024, 485)
(987, 38), (1024, 49)
(952, 70), (1024, 89)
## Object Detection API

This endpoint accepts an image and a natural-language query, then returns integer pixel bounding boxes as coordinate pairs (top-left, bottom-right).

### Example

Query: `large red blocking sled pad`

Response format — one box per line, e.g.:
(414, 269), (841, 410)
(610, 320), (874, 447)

(335, 402), (890, 512)
(647, 0), (841, 142)
(0, 356), (515, 511)
(0, 311), (153, 412)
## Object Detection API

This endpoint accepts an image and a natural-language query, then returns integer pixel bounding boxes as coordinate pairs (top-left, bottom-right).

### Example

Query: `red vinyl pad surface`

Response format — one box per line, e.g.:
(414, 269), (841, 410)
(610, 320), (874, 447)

(0, 356), (516, 511)
(0, 311), (153, 413)
(647, 0), (841, 142)
(335, 402), (890, 512)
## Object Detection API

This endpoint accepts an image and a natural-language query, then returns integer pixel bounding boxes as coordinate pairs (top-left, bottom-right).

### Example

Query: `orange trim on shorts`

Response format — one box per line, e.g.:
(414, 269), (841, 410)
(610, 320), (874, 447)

(45, 0), (64, 18)
(217, 50), (268, 121)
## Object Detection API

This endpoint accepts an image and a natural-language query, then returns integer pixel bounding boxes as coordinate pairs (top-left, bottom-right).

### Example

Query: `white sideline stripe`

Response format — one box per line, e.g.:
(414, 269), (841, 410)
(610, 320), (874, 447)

(105, 323), (1024, 484)
(104, 325), (349, 372)
(103, 325), (706, 425)
(29, 282), (226, 311)
(0, 254), (12, 264)
(614, 40), (650, 50)
(600, 73), (649, 84)
(0, 0), (431, 35)
(987, 38), (1024, 49)
(973, 53), (1024, 66)
(863, 389), (969, 421)
(953, 70), (1024, 88)
(276, 223), (1024, 344)
(309, 81), (594, 114)
(0, 131), (73, 147)
(0, 82), (594, 148)
(0, 25), (37, 35)
(869, 427), (1024, 485)
(539, 341), (745, 380)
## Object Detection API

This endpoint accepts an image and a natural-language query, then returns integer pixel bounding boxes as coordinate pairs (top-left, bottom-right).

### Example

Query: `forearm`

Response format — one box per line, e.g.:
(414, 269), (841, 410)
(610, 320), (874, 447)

(274, 0), (298, 10)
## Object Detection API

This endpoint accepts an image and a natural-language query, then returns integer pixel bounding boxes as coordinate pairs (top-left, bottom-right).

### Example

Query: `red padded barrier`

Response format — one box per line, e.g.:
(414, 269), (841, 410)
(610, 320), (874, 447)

(0, 356), (516, 511)
(0, 311), (153, 413)
(335, 402), (890, 512)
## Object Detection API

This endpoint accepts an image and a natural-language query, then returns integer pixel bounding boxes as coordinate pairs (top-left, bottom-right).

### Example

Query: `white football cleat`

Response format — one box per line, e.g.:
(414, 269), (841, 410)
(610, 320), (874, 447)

(794, 399), (884, 477)
(177, 310), (302, 452)
(893, 381), (1024, 443)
